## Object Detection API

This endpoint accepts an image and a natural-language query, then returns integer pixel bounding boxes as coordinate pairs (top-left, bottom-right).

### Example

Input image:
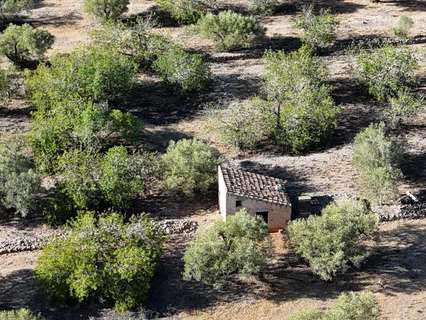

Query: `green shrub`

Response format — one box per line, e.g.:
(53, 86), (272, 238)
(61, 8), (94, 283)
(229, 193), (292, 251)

(0, 309), (44, 320)
(196, 10), (265, 51)
(285, 199), (378, 281)
(391, 16), (414, 41)
(288, 292), (379, 320)
(36, 212), (165, 311)
(83, 0), (129, 21)
(274, 85), (338, 153)
(0, 24), (54, 66)
(0, 0), (34, 15)
(0, 67), (11, 99)
(354, 44), (418, 102)
(352, 123), (403, 204)
(263, 46), (339, 153)
(288, 309), (323, 320)
(154, 0), (211, 24)
(30, 97), (141, 174)
(208, 97), (272, 150)
(183, 209), (269, 287)
(386, 88), (424, 128)
(57, 147), (159, 210)
(295, 5), (338, 50)
(26, 45), (137, 106)
(249, 0), (278, 15)
(90, 18), (172, 66)
(327, 291), (380, 320)
(161, 138), (219, 196)
(0, 139), (40, 217)
(153, 46), (211, 92)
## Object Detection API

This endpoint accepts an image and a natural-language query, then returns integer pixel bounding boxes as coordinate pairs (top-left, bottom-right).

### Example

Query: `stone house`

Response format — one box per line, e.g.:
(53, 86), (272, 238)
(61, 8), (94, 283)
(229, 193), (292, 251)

(218, 166), (292, 232)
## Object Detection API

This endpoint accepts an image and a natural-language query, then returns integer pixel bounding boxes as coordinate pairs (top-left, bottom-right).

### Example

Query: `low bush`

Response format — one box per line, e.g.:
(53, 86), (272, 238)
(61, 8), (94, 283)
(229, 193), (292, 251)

(154, 0), (212, 24)
(263, 46), (339, 153)
(83, 0), (129, 21)
(183, 209), (270, 287)
(386, 88), (424, 128)
(0, 139), (40, 217)
(285, 199), (378, 281)
(36, 212), (165, 311)
(354, 44), (418, 102)
(0, 23), (54, 66)
(391, 15), (414, 41)
(207, 97), (272, 150)
(352, 122), (403, 204)
(295, 5), (338, 50)
(196, 10), (265, 51)
(0, 67), (11, 99)
(288, 291), (379, 320)
(0, 309), (44, 320)
(153, 46), (211, 92)
(161, 138), (219, 196)
(249, 0), (278, 15)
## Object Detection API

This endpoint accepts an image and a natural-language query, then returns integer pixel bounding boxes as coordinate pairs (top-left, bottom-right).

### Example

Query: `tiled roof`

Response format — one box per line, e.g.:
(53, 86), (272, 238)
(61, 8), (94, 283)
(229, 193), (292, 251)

(220, 166), (291, 206)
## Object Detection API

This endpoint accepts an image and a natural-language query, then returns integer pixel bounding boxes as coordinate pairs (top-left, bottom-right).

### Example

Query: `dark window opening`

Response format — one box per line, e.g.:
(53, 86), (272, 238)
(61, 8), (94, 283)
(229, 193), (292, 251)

(236, 200), (242, 207)
(256, 211), (269, 224)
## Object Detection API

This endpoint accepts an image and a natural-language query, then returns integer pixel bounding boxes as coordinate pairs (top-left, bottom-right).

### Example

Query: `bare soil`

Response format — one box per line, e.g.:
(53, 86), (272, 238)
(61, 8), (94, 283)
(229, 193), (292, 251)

(1, 0), (426, 319)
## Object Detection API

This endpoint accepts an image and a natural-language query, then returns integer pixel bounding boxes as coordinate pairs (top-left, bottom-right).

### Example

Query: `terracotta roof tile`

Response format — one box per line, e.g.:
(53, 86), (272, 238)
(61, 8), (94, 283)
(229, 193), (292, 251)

(220, 166), (290, 206)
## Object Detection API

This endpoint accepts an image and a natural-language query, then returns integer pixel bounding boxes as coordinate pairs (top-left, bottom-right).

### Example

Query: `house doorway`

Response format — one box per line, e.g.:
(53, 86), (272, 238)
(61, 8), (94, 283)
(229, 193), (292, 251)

(256, 211), (269, 224)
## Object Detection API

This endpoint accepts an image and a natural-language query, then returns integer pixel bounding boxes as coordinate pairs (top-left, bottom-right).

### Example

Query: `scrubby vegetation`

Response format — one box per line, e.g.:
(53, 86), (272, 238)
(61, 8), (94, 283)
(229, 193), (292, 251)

(354, 44), (418, 102)
(196, 10), (265, 51)
(0, 24), (54, 66)
(162, 138), (219, 196)
(391, 16), (414, 41)
(289, 291), (380, 320)
(295, 5), (338, 50)
(249, 0), (278, 15)
(0, 309), (44, 320)
(352, 123), (403, 204)
(155, 0), (212, 24)
(36, 212), (165, 311)
(183, 209), (270, 287)
(83, 0), (129, 21)
(0, 139), (40, 217)
(153, 46), (211, 92)
(286, 200), (378, 280)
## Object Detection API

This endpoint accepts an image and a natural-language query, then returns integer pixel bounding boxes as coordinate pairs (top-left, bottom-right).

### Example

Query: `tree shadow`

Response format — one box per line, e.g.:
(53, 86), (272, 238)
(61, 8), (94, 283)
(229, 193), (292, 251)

(122, 80), (208, 126)
(0, 268), (104, 320)
(123, 5), (180, 28)
(378, 0), (426, 11)
(401, 151), (426, 189)
(21, 11), (82, 28)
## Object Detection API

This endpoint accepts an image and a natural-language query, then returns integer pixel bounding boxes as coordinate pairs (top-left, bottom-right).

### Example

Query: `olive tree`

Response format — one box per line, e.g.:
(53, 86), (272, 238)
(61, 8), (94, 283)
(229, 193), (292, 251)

(83, 0), (129, 21)
(161, 138), (219, 196)
(183, 209), (270, 287)
(352, 122), (403, 204)
(285, 199), (378, 281)
(263, 46), (339, 153)
(0, 24), (54, 66)
(36, 212), (165, 311)
(0, 309), (44, 320)
(354, 44), (418, 102)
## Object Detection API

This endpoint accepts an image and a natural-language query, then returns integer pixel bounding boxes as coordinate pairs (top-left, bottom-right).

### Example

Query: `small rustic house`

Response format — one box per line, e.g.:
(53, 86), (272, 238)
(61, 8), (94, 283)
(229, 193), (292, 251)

(218, 166), (292, 232)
